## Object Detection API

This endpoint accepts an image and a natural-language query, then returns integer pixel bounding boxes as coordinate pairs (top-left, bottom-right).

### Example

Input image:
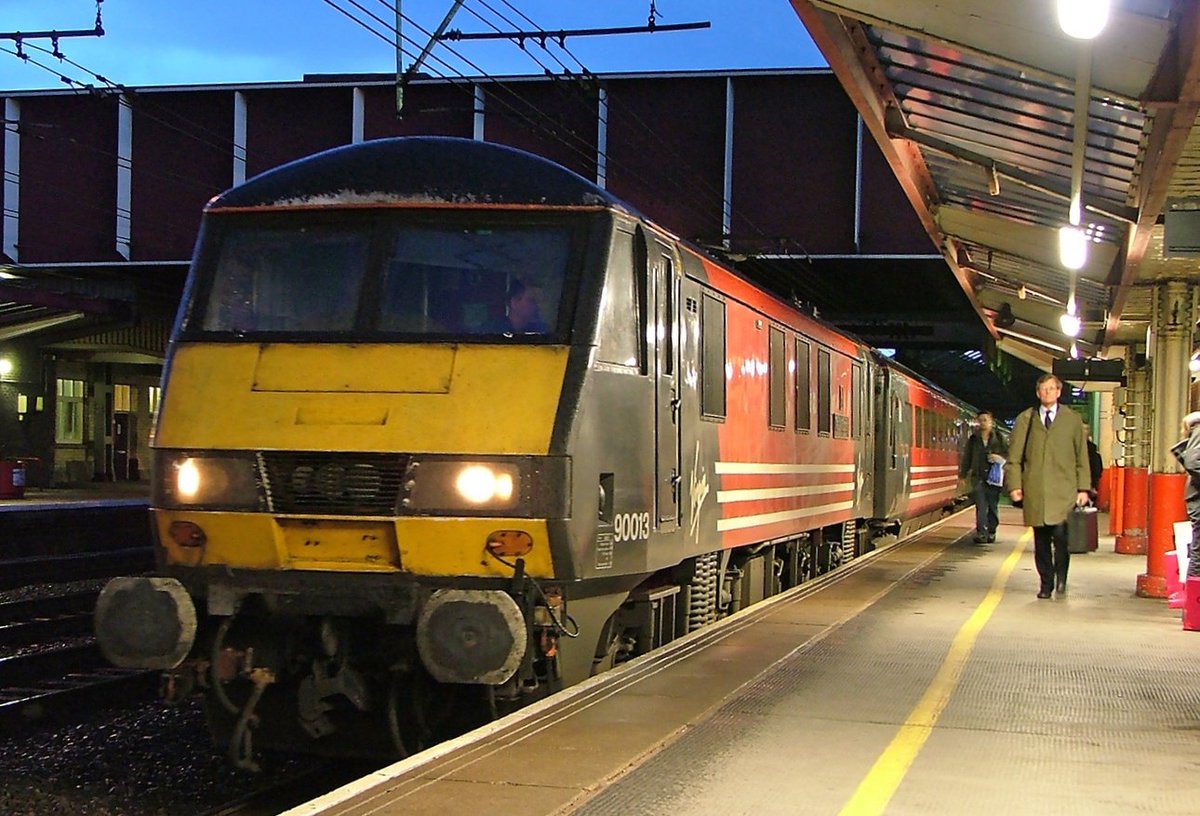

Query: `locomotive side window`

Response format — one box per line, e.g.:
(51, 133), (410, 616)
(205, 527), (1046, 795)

(701, 294), (726, 418)
(795, 339), (811, 432)
(597, 229), (643, 368)
(660, 253), (675, 376)
(852, 362), (863, 438)
(817, 348), (831, 435)
(768, 326), (786, 429)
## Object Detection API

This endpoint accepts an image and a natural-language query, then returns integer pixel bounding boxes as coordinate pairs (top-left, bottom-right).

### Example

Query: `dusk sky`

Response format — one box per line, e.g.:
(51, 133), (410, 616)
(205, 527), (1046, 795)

(0, 1), (825, 91)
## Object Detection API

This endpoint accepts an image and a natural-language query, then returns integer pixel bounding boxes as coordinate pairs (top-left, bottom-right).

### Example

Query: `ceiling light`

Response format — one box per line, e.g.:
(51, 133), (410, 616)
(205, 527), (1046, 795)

(1058, 225), (1088, 269)
(1056, 0), (1110, 40)
(1060, 311), (1081, 337)
(1190, 355), (1200, 374)
(0, 358), (12, 377)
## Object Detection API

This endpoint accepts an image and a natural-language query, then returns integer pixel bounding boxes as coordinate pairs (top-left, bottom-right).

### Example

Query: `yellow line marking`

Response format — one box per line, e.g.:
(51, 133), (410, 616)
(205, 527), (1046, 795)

(838, 529), (1031, 816)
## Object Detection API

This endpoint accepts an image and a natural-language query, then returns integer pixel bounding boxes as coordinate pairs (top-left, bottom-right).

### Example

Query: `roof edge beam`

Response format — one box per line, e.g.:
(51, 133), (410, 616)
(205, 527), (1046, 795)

(0, 312), (86, 341)
(790, 0), (996, 339)
(0, 281), (134, 316)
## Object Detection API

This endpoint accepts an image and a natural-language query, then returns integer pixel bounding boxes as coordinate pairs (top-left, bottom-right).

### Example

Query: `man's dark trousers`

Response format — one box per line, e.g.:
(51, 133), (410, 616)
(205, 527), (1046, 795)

(1033, 522), (1069, 591)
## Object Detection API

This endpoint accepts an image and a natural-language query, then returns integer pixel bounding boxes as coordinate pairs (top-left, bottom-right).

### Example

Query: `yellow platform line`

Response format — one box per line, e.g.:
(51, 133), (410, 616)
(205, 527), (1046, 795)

(838, 529), (1031, 816)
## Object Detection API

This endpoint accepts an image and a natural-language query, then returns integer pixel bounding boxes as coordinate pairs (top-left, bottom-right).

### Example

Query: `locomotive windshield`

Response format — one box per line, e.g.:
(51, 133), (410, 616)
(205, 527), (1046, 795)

(192, 213), (581, 339)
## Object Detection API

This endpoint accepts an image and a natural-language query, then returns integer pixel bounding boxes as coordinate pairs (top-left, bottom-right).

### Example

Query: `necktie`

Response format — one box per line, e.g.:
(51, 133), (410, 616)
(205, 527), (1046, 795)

(1044, 410), (1052, 429)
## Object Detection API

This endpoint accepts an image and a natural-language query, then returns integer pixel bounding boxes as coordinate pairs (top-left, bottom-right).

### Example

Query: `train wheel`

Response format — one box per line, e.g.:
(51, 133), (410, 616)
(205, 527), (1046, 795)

(386, 668), (491, 755)
(590, 613), (636, 676)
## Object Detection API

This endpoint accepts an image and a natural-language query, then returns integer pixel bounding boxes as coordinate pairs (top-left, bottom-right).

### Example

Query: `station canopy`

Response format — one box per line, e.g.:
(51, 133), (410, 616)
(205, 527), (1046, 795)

(792, 0), (1200, 371)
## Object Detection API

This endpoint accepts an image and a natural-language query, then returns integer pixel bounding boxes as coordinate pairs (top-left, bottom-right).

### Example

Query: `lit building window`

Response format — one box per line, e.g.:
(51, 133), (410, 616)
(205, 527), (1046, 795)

(114, 384), (132, 412)
(56, 379), (85, 444)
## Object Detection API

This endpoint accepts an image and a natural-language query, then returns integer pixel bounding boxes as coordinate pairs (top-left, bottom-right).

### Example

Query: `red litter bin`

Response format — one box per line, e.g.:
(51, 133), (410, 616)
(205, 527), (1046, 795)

(0, 460), (26, 499)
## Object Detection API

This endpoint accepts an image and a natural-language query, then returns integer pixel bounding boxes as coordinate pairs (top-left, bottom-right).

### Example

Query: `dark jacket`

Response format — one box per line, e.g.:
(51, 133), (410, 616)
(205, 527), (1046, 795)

(1171, 425), (1200, 518)
(960, 429), (1006, 483)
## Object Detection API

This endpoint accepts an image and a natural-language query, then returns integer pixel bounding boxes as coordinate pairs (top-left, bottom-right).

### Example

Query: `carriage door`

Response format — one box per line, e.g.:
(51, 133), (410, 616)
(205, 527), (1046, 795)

(653, 241), (681, 529)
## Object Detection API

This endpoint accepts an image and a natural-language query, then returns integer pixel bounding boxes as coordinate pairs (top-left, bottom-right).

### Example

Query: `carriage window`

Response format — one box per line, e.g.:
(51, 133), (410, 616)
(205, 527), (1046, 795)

(701, 294), (726, 418)
(795, 339), (811, 432)
(202, 226), (368, 332)
(817, 349), (831, 435)
(769, 326), (785, 428)
(597, 229), (642, 367)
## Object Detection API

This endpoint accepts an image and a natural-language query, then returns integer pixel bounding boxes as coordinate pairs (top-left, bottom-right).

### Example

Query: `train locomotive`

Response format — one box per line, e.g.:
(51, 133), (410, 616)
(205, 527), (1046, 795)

(93, 136), (974, 767)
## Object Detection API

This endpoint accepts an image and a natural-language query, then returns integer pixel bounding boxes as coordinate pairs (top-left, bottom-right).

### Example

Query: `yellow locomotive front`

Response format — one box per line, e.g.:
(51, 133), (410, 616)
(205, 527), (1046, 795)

(93, 137), (622, 763)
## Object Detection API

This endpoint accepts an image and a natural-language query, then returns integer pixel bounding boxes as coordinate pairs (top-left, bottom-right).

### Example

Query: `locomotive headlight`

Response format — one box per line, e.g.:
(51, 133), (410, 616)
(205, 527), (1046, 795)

(403, 459), (524, 513)
(455, 465), (515, 504)
(155, 451), (260, 510)
(400, 456), (569, 517)
(177, 459), (201, 499)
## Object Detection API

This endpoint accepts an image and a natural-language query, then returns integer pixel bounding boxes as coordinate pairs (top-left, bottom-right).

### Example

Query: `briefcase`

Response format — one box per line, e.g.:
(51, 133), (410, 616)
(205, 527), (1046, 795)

(1068, 506), (1098, 554)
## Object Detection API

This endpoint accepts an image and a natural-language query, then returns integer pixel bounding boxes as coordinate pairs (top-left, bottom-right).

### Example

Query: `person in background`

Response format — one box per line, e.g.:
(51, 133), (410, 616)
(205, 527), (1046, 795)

(500, 278), (549, 334)
(960, 409), (1006, 543)
(1005, 373), (1091, 599)
(1085, 425), (1104, 498)
(1170, 411), (1200, 578)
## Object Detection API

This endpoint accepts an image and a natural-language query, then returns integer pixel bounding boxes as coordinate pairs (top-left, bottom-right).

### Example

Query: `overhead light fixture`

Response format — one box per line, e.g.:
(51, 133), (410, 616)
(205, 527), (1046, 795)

(1056, 0), (1110, 40)
(1060, 311), (1082, 337)
(1190, 353), (1200, 374)
(1058, 225), (1088, 270)
(0, 358), (11, 378)
(1060, 295), (1082, 337)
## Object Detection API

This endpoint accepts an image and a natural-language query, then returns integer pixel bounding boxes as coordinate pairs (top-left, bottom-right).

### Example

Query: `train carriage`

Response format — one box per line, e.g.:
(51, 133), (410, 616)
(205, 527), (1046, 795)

(93, 136), (973, 765)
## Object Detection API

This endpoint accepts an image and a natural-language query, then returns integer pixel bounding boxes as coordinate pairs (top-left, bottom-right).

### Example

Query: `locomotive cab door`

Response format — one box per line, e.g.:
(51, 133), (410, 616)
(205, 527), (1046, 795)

(652, 237), (681, 530)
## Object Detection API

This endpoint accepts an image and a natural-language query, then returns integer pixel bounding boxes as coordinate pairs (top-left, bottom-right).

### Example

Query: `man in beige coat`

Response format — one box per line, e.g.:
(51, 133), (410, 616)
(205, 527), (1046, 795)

(1006, 374), (1092, 598)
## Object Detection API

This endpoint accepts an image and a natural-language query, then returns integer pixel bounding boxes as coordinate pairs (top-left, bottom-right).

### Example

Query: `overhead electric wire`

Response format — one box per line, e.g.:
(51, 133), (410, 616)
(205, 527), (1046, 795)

(17, 40), (256, 177)
(9, 2), (831, 311)
(0, 49), (227, 273)
(366, 0), (738, 252)
(325, 0), (612, 178)
(449, 0), (832, 306)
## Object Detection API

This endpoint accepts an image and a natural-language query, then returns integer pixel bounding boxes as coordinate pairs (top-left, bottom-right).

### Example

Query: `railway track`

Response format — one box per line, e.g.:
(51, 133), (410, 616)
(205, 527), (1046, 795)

(197, 760), (379, 816)
(0, 548), (155, 590)
(0, 571), (158, 732)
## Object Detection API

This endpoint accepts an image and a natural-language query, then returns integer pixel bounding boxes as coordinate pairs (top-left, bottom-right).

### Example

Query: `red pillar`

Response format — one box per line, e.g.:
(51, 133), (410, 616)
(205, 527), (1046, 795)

(1137, 472), (1187, 598)
(1108, 464), (1125, 536)
(1096, 466), (1112, 511)
(1116, 466), (1149, 554)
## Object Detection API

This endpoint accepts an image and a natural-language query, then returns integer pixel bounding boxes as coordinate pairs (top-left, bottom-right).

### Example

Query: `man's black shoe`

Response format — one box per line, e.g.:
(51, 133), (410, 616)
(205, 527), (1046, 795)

(1056, 580), (1067, 593)
(986, 534), (996, 543)
(1037, 589), (1052, 599)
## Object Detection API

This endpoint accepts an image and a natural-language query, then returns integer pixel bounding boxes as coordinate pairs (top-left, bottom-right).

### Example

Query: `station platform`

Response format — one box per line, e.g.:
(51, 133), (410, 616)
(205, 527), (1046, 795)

(287, 507), (1200, 816)
(0, 482), (149, 512)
